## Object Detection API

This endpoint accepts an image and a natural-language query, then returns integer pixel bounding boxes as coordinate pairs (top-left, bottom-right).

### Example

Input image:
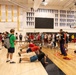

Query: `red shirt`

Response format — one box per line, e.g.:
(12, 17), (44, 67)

(31, 46), (39, 52)
(29, 43), (35, 48)
(29, 35), (34, 40)
(38, 35), (40, 41)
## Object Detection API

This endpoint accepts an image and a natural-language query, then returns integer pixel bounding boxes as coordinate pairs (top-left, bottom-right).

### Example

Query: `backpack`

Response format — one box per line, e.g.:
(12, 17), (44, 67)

(4, 35), (12, 49)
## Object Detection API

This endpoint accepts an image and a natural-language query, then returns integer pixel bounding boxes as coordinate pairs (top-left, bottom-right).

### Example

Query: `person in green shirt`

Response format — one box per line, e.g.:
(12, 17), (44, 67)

(6, 29), (16, 64)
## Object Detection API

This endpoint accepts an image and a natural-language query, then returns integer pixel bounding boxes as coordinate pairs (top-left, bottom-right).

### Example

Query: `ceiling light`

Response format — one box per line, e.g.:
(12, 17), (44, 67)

(42, 2), (48, 6)
(42, 0), (48, 6)
(60, 0), (63, 1)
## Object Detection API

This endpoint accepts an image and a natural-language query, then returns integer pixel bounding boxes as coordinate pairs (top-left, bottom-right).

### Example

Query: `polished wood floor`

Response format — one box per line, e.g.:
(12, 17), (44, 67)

(42, 43), (76, 75)
(0, 43), (48, 75)
(0, 42), (76, 75)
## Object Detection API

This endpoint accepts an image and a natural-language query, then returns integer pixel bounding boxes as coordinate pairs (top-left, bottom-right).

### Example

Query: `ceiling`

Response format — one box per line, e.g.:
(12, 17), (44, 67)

(0, 0), (76, 11)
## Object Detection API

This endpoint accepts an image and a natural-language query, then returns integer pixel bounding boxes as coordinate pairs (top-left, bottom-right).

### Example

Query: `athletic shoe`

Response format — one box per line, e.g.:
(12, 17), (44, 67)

(74, 50), (76, 53)
(18, 52), (21, 56)
(6, 60), (10, 63)
(63, 54), (67, 56)
(10, 61), (16, 64)
(63, 57), (71, 60)
(60, 54), (63, 55)
(19, 58), (21, 63)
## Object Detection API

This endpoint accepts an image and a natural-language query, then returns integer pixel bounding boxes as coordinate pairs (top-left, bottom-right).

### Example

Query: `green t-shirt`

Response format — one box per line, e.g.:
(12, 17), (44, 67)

(9, 34), (16, 48)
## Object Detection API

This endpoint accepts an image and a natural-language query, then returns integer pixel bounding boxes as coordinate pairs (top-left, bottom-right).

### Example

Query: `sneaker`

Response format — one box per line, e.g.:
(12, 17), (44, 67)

(63, 57), (71, 60)
(18, 52), (21, 56)
(63, 54), (67, 56)
(19, 58), (21, 63)
(74, 50), (76, 53)
(60, 54), (63, 55)
(10, 61), (16, 64)
(6, 60), (10, 63)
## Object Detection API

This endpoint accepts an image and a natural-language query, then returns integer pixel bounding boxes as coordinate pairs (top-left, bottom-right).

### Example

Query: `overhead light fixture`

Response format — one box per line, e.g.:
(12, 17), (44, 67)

(60, 0), (63, 1)
(42, 0), (48, 6)
(8, 0), (11, 1)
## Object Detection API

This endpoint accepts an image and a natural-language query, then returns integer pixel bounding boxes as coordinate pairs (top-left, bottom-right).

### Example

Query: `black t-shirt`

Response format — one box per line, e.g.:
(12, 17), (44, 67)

(37, 52), (45, 61)
(60, 33), (65, 44)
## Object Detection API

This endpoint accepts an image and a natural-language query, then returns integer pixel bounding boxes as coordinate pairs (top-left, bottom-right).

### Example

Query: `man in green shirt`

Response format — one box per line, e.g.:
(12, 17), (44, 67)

(6, 29), (16, 64)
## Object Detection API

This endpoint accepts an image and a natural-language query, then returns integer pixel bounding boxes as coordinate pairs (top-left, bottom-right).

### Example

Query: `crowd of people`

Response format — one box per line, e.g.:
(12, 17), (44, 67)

(0, 28), (75, 64)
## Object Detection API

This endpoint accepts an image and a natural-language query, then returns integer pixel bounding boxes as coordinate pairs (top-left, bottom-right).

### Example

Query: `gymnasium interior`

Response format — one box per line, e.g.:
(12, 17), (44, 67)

(0, 0), (76, 75)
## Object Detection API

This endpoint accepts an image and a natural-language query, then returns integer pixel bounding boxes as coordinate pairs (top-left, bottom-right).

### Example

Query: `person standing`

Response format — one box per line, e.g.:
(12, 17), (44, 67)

(6, 29), (16, 64)
(19, 33), (23, 41)
(59, 29), (67, 56)
(0, 33), (2, 49)
(15, 33), (18, 41)
(19, 33), (23, 43)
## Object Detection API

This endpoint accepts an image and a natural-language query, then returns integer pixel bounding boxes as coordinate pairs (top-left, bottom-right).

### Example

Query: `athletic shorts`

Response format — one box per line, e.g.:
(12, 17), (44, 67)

(30, 55), (38, 62)
(66, 40), (68, 44)
(26, 48), (32, 53)
(2, 40), (4, 43)
(19, 37), (22, 41)
(8, 47), (15, 53)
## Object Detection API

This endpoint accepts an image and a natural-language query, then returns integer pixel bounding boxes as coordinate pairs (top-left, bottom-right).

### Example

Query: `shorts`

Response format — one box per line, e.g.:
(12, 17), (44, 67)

(66, 40), (68, 44)
(26, 48), (32, 53)
(19, 37), (22, 41)
(16, 37), (18, 40)
(8, 47), (15, 53)
(2, 40), (4, 43)
(30, 55), (38, 62)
